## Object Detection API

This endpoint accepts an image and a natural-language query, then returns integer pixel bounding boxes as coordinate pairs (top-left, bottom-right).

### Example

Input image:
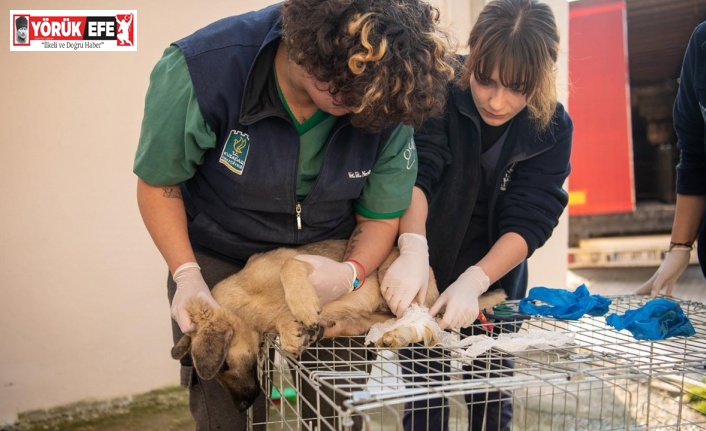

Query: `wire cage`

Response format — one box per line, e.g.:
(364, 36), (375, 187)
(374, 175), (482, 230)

(249, 295), (706, 431)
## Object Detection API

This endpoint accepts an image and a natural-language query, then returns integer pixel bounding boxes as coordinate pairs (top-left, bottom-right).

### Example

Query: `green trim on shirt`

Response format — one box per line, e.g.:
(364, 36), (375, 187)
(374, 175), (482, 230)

(354, 204), (406, 219)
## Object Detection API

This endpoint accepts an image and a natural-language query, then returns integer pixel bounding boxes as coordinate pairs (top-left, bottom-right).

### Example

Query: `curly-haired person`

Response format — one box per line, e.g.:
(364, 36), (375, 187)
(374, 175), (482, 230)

(133, 1), (455, 430)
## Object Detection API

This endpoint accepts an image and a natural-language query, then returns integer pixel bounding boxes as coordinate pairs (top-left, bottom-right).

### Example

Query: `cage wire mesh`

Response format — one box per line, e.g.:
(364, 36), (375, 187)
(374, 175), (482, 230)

(249, 295), (706, 430)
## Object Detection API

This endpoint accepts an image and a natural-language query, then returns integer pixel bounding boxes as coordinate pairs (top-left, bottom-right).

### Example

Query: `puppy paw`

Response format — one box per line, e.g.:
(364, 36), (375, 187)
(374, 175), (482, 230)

(279, 321), (320, 356)
(281, 258), (322, 328)
(376, 325), (438, 348)
(288, 302), (321, 329)
(376, 329), (413, 349)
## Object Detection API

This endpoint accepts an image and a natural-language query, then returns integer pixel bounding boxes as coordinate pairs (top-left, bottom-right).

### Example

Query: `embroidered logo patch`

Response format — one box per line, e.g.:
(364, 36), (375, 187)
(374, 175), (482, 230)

(219, 130), (250, 175)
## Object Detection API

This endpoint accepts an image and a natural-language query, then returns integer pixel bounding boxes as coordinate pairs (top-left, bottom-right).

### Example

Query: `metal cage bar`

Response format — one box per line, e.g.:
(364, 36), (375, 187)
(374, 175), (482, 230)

(249, 295), (706, 430)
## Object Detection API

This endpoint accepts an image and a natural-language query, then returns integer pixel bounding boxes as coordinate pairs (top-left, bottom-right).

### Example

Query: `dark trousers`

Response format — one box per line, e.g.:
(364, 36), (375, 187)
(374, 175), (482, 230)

(399, 324), (515, 431)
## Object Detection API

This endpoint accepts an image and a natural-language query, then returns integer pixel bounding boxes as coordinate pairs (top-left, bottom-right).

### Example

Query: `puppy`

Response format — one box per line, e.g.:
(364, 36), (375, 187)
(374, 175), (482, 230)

(170, 239), (506, 411)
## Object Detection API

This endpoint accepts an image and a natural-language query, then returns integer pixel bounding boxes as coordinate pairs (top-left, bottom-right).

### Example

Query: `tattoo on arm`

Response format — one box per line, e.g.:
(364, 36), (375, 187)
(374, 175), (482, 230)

(162, 187), (183, 200)
(344, 228), (363, 259)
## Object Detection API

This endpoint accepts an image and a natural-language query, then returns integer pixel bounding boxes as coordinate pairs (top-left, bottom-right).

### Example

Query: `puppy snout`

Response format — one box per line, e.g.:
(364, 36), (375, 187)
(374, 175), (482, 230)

(216, 357), (261, 412)
(231, 381), (261, 412)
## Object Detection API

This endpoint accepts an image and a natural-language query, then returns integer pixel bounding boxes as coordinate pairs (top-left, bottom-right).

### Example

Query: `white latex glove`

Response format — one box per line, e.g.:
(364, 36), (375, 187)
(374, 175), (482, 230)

(293, 254), (356, 305)
(171, 262), (220, 334)
(429, 266), (489, 330)
(380, 233), (430, 317)
(635, 247), (691, 297)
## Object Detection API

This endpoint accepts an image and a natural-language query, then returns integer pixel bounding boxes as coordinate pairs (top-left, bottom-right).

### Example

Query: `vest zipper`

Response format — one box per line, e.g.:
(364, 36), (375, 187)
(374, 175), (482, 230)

(295, 202), (302, 230)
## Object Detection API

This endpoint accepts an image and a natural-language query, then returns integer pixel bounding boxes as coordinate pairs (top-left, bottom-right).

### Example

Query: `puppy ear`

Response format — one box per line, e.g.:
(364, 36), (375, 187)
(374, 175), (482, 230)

(171, 335), (192, 360)
(191, 320), (235, 380)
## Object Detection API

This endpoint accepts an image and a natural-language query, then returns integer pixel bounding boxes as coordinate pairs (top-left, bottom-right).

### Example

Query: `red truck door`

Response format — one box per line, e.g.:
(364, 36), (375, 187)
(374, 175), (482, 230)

(568, 0), (635, 216)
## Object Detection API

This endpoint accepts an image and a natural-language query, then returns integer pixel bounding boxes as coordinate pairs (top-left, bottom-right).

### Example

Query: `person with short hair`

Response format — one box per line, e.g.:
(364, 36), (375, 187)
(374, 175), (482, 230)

(380, 0), (573, 429)
(133, 1), (455, 429)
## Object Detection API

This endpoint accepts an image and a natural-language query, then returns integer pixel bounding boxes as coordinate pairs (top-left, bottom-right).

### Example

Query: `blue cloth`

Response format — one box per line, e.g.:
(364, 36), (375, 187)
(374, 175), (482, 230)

(518, 284), (611, 320)
(605, 298), (696, 341)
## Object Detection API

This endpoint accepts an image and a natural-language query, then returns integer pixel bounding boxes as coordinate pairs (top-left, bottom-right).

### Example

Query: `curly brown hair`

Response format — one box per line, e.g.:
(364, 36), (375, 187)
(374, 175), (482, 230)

(458, 0), (559, 130)
(282, 0), (456, 132)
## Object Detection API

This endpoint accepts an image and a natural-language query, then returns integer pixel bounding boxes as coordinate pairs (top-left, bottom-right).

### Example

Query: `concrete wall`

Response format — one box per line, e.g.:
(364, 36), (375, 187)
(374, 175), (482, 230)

(525, 0), (570, 291)
(0, 0), (569, 424)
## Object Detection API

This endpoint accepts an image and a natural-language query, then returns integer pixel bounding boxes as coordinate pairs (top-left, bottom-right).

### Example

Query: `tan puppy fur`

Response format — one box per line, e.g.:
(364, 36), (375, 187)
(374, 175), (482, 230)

(171, 239), (506, 411)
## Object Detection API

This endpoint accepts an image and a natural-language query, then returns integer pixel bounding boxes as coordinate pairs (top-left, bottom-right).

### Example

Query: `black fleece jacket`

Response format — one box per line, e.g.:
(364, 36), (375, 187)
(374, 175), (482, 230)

(415, 82), (573, 300)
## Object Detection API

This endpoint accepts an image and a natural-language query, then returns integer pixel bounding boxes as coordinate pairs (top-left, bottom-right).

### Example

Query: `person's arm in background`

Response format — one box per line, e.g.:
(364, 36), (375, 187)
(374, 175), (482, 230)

(670, 195), (706, 246)
(635, 199), (706, 299)
(669, 195), (706, 252)
(636, 23), (706, 297)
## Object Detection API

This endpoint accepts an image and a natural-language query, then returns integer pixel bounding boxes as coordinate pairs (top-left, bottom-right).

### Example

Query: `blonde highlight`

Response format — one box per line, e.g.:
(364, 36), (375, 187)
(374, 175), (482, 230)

(282, 0), (456, 132)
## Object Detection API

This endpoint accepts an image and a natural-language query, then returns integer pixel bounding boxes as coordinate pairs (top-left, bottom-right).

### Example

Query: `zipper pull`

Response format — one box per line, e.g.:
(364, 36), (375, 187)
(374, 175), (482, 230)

(295, 202), (302, 230)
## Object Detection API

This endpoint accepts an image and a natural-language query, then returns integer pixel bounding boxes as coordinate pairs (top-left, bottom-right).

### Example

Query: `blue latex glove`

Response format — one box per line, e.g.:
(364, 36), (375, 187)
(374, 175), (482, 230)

(606, 298), (696, 340)
(519, 284), (611, 320)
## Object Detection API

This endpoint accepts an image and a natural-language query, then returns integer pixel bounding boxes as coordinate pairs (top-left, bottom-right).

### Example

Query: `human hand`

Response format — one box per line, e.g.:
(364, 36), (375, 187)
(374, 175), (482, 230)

(293, 254), (356, 304)
(171, 262), (220, 334)
(381, 233), (430, 317)
(635, 247), (691, 297)
(429, 266), (489, 329)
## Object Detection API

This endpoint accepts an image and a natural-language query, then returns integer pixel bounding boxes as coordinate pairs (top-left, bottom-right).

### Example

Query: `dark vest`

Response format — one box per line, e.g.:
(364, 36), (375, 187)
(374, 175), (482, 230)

(173, 4), (392, 264)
